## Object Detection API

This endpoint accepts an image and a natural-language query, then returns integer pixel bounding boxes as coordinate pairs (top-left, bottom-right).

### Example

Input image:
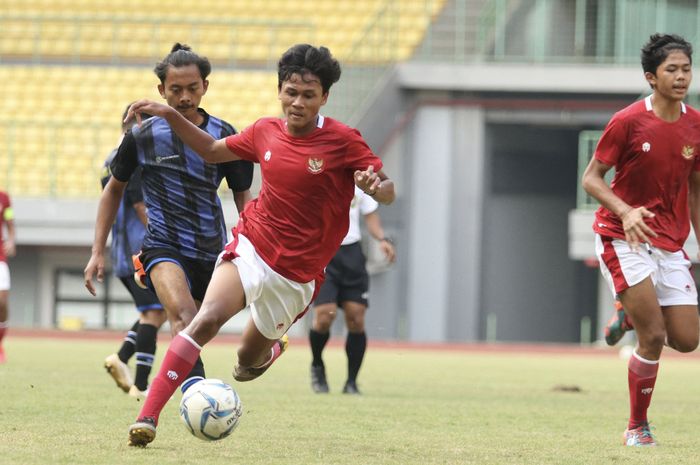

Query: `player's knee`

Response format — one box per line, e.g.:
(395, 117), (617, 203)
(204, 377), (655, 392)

(345, 317), (365, 332)
(188, 308), (225, 343)
(639, 329), (667, 351)
(668, 334), (699, 353)
(168, 305), (198, 333)
(142, 309), (166, 326)
(313, 308), (336, 331)
(313, 317), (333, 332)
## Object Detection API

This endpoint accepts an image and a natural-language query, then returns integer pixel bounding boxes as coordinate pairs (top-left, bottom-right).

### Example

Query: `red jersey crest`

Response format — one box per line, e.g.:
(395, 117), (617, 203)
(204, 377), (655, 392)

(682, 145), (695, 160)
(307, 157), (324, 174)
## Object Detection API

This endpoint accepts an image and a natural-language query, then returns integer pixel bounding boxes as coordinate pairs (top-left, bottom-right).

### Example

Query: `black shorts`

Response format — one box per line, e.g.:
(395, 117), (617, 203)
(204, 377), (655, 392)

(119, 276), (163, 312)
(314, 242), (369, 307)
(140, 247), (216, 302)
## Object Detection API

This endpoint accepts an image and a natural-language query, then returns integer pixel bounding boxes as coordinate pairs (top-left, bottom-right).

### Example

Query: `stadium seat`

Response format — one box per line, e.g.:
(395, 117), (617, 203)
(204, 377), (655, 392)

(0, 0), (446, 64)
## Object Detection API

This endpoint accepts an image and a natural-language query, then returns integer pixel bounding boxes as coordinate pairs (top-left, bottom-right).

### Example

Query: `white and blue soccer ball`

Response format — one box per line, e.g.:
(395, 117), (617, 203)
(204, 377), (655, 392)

(179, 378), (243, 441)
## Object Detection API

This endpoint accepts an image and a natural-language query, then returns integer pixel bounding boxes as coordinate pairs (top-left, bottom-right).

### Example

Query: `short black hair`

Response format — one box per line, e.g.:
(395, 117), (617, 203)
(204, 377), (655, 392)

(641, 33), (692, 75)
(277, 44), (341, 94)
(154, 43), (211, 84)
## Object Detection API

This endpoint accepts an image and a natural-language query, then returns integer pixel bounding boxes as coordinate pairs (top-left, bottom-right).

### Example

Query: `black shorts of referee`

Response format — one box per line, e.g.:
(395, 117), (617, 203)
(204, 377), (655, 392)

(315, 242), (369, 307)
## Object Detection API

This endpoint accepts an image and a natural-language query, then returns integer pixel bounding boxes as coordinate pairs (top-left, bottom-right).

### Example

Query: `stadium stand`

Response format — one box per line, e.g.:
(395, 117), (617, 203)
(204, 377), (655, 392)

(0, 65), (280, 197)
(0, 1), (445, 64)
(0, 1), (446, 197)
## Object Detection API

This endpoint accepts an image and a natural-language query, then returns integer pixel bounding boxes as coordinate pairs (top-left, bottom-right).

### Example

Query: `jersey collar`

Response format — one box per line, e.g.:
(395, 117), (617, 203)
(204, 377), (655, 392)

(645, 94), (686, 114)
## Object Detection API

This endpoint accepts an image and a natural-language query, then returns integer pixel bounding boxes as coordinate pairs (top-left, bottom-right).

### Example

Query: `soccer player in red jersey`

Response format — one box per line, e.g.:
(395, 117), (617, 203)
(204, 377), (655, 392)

(124, 44), (395, 447)
(582, 33), (700, 447)
(0, 190), (16, 363)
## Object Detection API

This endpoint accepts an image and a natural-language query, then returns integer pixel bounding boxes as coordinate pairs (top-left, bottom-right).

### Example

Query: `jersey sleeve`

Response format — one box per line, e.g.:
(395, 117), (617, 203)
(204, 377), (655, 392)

(109, 130), (139, 182)
(1, 193), (12, 221)
(221, 160), (254, 192)
(225, 121), (259, 163)
(594, 116), (627, 166)
(344, 128), (383, 173)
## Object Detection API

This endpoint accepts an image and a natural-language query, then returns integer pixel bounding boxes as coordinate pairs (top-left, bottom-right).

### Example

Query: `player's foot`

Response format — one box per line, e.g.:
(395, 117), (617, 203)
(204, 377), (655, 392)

(233, 334), (288, 382)
(128, 385), (148, 400)
(310, 365), (329, 393)
(104, 353), (133, 393)
(132, 253), (148, 289)
(128, 416), (156, 447)
(604, 302), (634, 346)
(342, 380), (361, 395)
(0, 345), (5, 364)
(623, 422), (656, 446)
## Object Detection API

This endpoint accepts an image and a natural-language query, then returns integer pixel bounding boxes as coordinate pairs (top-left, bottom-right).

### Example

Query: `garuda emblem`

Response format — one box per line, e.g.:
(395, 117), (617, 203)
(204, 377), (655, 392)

(682, 145), (695, 160)
(307, 157), (324, 174)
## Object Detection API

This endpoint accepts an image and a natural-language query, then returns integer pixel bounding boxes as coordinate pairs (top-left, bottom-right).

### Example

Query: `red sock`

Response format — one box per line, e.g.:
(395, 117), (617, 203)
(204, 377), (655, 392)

(627, 350), (659, 429)
(137, 333), (201, 424)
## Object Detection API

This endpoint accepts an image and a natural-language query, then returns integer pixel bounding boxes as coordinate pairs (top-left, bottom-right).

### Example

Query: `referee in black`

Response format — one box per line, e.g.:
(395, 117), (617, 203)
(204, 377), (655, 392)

(309, 186), (395, 394)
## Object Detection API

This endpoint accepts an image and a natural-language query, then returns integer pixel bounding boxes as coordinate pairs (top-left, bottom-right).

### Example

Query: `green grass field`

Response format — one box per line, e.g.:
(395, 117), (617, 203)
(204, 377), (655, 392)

(1, 336), (699, 465)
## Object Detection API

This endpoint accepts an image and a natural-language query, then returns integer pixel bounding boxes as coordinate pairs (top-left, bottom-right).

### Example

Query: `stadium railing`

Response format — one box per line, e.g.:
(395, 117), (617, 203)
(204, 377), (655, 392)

(414, 0), (700, 64)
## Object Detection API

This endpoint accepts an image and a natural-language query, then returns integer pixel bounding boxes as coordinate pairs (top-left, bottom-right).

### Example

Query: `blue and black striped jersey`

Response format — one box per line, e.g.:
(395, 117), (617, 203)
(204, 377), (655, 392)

(110, 109), (254, 262)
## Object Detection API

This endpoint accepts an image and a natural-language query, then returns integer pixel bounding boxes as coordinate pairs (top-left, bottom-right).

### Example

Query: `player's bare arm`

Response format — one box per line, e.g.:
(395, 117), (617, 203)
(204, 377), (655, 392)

(354, 166), (395, 205)
(364, 211), (396, 263)
(689, 171), (700, 260)
(3, 218), (15, 258)
(133, 201), (148, 227)
(582, 157), (657, 250)
(125, 99), (239, 164)
(84, 177), (127, 296)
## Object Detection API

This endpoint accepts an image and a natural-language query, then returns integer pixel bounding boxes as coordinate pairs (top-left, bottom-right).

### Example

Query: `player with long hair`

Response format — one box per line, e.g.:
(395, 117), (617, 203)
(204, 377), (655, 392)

(102, 105), (166, 399)
(84, 43), (253, 399)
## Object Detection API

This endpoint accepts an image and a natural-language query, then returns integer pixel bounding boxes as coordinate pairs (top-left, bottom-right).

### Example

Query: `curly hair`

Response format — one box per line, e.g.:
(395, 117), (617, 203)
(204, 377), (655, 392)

(277, 44), (341, 94)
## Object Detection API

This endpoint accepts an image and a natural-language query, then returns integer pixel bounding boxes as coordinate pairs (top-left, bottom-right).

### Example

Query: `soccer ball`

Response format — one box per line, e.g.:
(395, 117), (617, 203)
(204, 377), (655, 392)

(179, 379), (243, 441)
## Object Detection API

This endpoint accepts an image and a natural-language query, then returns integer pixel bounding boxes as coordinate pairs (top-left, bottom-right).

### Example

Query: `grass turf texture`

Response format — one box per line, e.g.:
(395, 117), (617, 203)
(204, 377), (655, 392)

(1, 337), (699, 465)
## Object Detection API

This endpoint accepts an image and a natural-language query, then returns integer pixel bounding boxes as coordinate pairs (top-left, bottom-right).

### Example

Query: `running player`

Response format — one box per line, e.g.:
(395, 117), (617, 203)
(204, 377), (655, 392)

(582, 33), (700, 446)
(124, 43), (395, 447)
(84, 43), (253, 400)
(0, 190), (16, 363)
(102, 105), (166, 399)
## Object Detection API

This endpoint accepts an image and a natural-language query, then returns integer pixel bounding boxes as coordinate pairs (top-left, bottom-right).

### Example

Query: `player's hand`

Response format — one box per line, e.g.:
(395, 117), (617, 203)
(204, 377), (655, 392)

(354, 165), (380, 196)
(621, 206), (657, 252)
(84, 252), (105, 296)
(124, 99), (172, 127)
(379, 239), (396, 264)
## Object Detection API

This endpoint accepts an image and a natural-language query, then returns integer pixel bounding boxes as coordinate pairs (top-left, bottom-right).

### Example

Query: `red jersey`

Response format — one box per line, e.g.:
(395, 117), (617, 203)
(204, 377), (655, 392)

(593, 96), (700, 251)
(224, 115), (383, 282)
(0, 191), (12, 262)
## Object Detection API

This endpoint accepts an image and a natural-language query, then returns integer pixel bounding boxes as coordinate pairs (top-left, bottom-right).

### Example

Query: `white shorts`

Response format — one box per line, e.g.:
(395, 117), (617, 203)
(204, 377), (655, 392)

(0, 261), (9, 291)
(218, 233), (316, 340)
(595, 234), (698, 306)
